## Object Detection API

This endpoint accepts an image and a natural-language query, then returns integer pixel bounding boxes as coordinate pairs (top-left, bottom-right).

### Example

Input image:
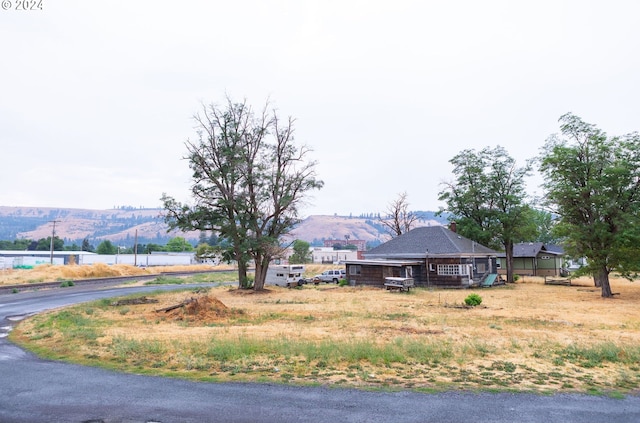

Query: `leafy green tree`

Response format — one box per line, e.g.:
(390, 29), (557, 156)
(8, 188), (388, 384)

(96, 240), (117, 254)
(289, 239), (312, 264)
(162, 97), (323, 290)
(81, 238), (94, 252)
(166, 237), (193, 252)
(528, 208), (561, 245)
(144, 243), (165, 253)
(438, 146), (535, 283)
(0, 239), (31, 250)
(539, 113), (640, 297)
(35, 236), (64, 251)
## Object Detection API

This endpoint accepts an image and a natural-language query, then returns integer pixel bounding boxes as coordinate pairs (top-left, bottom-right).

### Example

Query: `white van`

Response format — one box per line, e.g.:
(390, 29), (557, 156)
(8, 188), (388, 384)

(265, 265), (307, 287)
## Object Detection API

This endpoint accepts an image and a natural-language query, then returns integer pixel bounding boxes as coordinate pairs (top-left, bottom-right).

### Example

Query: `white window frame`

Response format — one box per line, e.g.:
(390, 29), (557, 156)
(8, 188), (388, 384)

(437, 264), (465, 275)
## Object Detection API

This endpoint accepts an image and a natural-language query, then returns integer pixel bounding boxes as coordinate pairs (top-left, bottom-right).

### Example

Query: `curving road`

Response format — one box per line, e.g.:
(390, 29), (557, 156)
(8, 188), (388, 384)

(1, 285), (639, 423)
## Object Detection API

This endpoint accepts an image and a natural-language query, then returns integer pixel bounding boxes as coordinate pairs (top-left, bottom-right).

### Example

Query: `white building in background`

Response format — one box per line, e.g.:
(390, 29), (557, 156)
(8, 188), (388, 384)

(0, 250), (91, 268)
(0, 250), (196, 268)
(79, 252), (194, 266)
(311, 247), (358, 264)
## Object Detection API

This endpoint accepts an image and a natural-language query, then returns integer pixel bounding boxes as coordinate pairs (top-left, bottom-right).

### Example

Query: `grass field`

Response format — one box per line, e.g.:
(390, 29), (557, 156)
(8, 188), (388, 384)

(0, 262), (238, 286)
(9, 268), (640, 396)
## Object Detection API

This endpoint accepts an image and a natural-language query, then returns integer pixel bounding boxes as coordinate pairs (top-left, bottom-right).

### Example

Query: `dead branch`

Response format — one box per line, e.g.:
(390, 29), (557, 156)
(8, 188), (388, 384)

(111, 297), (159, 306)
(155, 297), (197, 313)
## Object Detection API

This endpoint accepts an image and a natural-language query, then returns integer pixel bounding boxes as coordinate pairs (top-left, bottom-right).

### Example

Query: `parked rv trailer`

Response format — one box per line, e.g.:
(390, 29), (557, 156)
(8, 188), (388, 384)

(265, 264), (307, 287)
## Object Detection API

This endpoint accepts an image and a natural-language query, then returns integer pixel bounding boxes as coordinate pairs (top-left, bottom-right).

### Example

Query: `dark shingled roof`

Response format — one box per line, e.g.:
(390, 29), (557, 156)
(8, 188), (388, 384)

(496, 242), (565, 258)
(513, 242), (545, 257)
(364, 226), (496, 259)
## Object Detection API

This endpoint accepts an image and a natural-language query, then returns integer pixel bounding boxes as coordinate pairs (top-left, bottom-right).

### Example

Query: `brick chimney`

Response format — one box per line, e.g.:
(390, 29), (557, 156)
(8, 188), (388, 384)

(449, 221), (457, 233)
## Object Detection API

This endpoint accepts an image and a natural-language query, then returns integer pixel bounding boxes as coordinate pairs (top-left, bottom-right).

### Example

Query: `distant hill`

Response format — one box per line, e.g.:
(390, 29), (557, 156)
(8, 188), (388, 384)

(0, 206), (448, 248)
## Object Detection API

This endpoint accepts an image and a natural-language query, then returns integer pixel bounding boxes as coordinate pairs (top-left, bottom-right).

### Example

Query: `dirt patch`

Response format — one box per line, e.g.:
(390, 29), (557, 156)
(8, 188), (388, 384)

(228, 288), (274, 295)
(397, 327), (445, 335)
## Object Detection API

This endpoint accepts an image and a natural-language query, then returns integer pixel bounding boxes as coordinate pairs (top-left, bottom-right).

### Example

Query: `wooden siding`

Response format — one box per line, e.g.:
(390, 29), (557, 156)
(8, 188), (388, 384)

(348, 257), (497, 289)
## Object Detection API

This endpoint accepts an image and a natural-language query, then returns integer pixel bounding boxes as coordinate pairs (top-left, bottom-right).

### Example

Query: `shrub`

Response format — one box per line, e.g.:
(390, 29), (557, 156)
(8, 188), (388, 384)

(464, 293), (482, 307)
(338, 279), (349, 287)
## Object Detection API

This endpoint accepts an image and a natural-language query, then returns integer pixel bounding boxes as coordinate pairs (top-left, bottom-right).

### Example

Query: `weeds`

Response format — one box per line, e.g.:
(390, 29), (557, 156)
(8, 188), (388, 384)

(145, 275), (184, 285)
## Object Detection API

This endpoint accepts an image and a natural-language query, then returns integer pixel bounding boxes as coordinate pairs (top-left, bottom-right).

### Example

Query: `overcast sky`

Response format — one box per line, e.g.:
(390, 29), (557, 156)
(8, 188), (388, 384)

(2, 0), (639, 217)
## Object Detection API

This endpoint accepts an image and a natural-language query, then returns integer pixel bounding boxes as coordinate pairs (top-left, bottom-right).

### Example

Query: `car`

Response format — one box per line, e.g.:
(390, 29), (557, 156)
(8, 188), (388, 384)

(313, 269), (346, 284)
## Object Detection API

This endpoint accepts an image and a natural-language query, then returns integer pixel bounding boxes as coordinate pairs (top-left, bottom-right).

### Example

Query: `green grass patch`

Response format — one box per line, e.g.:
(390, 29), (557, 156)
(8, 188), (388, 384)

(555, 342), (640, 367)
(144, 275), (185, 285)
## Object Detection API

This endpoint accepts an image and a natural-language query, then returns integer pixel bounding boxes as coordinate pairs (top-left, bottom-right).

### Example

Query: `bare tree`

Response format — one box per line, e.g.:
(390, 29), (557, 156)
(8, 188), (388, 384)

(379, 192), (417, 238)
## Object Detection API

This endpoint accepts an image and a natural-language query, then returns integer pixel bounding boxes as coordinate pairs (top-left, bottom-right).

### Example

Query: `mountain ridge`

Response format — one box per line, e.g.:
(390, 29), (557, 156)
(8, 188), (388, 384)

(0, 206), (447, 247)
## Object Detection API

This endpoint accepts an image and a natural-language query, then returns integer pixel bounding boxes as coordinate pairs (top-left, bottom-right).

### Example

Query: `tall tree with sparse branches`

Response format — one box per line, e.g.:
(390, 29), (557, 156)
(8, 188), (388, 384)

(379, 192), (417, 238)
(539, 113), (640, 298)
(438, 146), (534, 283)
(162, 97), (323, 290)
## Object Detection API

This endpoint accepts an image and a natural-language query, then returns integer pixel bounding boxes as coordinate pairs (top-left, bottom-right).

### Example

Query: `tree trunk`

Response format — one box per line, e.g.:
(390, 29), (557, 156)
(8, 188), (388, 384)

(232, 242), (250, 289)
(594, 267), (613, 298)
(237, 260), (249, 289)
(253, 263), (266, 291)
(504, 240), (514, 283)
(252, 255), (270, 291)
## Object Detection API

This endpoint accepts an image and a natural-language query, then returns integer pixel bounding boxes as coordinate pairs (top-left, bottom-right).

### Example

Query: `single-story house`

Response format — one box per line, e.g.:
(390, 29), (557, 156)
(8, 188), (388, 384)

(344, 225), (499, 288)
(496, 242), (565, 277)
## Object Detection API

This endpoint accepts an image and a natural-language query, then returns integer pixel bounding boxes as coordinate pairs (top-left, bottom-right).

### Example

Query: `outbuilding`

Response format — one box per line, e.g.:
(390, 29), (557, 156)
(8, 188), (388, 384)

(496, 242), (566, 277)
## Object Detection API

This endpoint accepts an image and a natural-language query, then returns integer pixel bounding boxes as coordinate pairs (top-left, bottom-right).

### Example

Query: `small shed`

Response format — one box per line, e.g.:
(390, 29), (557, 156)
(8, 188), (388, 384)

(497, 243), (565, 277)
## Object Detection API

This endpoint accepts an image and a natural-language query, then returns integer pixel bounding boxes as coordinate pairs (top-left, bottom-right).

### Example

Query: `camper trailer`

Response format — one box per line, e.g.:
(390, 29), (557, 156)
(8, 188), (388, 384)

(265, 264), (307, 287)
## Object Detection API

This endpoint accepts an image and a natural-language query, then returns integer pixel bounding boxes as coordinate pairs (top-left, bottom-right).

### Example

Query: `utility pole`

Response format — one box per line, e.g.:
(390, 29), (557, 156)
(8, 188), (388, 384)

(134, 229), (138, 266)
(49, 220), (60, 265)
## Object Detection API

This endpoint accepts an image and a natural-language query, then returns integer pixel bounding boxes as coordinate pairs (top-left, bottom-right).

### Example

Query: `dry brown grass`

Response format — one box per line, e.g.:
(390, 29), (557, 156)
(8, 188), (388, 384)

(0, 263), (236, 286)
(11, 275), (640, 394)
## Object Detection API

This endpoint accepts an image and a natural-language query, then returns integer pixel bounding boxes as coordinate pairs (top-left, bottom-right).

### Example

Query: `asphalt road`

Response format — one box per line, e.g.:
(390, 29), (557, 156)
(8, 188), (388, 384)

(1, 285), (639, 423)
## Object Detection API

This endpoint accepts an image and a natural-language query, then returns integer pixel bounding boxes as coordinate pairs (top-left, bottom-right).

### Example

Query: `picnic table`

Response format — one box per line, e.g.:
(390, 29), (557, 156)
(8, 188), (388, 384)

(384, 277), (414, 292)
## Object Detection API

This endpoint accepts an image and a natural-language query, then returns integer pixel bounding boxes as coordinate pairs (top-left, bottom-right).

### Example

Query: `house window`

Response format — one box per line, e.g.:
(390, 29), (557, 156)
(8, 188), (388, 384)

(437, 264), (464, 275)
(476, 263), (486, 273)
(541, 255), (550, 260)
(349, 265), (361, 275)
